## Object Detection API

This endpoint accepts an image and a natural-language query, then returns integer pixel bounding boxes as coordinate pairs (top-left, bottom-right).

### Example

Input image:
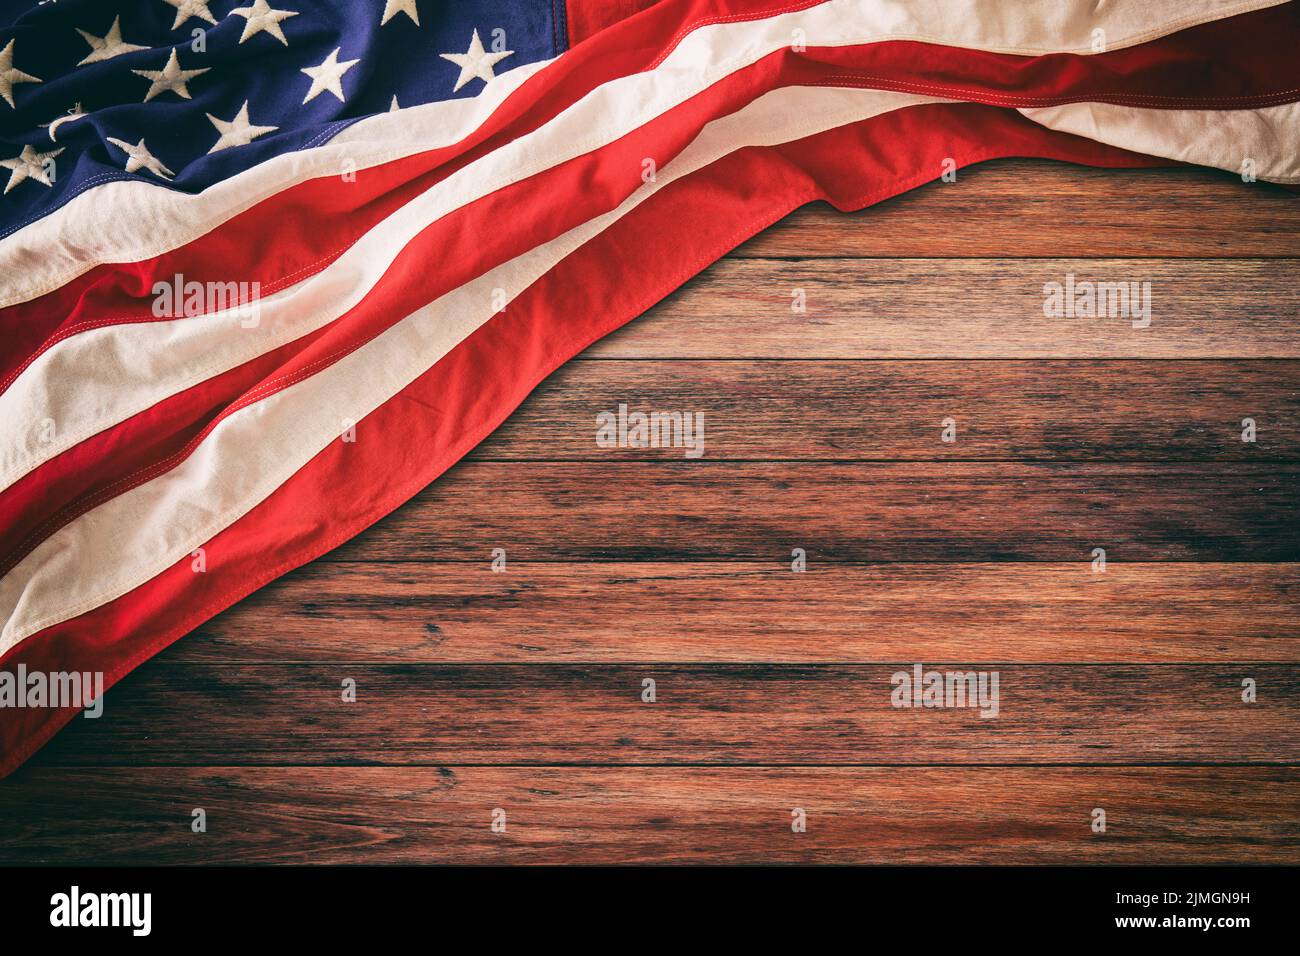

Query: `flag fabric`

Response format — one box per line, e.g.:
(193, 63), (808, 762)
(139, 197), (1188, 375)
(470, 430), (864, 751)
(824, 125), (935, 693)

(0, 0), (1296, 776)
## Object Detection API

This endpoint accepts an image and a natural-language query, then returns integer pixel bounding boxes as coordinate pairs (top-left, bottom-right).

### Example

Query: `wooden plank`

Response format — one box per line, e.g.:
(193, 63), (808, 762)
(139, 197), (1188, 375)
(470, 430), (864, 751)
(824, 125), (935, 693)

(469, 359), (1300, 460)
(185, 562), (1300, 664)
(325, 462), (1300, 562)
(31, 664), (1299, 766)
(1, 766), (1294, 865)
(731, 161), (1300, 259)
(588, 258), (1300, 358)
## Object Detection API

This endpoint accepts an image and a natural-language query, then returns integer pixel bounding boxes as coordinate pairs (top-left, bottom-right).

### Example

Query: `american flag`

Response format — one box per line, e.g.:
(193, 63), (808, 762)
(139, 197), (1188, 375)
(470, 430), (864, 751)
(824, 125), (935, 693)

(0, 0), (1296, 775)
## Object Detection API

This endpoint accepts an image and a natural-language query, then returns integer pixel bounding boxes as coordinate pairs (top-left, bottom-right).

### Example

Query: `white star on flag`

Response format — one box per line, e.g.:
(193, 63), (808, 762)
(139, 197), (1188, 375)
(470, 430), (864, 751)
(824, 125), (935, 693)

(1, 144), (64, 194)
(76, 16), (149, 66)
(0, 39), (41, 109)
(107, 136), (175, 179)
(301, 47), (359, 104)
(439, 29), (512, 93)
(381, 0), (420, 26)
(231, 1), (300, 46)
(159, 0), (219, 31)
(132, 48), (211, 102)
(207, 101), (279, 153)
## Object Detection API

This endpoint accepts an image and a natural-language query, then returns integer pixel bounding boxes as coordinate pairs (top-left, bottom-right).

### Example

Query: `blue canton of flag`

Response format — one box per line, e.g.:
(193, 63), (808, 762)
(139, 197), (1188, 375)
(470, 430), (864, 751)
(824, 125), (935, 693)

(0, 0), (567, 239)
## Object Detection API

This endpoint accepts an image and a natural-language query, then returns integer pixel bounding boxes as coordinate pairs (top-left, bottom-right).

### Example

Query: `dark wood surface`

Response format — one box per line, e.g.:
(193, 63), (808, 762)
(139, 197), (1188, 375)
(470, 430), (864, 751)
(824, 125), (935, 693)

(326, 463), (1300, 562)
(587, 260), (1300, 358)
(7, 768), (1297, 864)
(2, 159), (1296, 864)
(471, 360), (1300, 460)
(24, 664), (1300, 765)
(181, 562), (1300, 663)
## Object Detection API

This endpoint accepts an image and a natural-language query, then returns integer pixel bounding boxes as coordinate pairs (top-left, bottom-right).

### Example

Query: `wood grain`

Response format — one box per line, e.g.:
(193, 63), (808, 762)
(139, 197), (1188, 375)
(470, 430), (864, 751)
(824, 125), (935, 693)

(326, 462), (1300, 563)
(470, 360), (1300, 460)
(589, 258), (1300, 358)
(733, 161), (1300, 258)
(183, 562), (1300, 664)
(30, 664), (1297, 766)
(1, 767), (1294, 864)
(4, 161), (1296, 867)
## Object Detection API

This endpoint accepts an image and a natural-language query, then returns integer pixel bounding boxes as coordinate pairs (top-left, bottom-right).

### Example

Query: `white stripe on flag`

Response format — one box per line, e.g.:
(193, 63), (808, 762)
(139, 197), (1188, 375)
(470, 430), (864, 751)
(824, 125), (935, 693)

(1021, 99), (1300, 184)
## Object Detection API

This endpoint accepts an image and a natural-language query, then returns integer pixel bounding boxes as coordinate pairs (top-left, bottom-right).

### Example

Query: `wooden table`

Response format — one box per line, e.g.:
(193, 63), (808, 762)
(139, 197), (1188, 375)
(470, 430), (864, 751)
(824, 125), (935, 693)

(3, 159), (1298, 864)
